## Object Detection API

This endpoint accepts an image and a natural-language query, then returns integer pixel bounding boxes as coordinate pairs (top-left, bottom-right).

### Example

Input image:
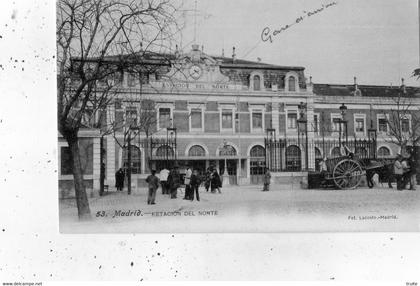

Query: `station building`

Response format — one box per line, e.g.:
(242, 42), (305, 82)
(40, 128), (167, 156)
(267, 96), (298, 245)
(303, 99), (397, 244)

(58, 44), (420, 197)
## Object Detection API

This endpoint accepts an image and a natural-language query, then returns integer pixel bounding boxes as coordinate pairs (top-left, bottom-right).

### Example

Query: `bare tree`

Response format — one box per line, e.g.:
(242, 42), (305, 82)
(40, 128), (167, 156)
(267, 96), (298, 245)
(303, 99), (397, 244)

(57, 0), (182, 219)
(383, 89), (420, 153)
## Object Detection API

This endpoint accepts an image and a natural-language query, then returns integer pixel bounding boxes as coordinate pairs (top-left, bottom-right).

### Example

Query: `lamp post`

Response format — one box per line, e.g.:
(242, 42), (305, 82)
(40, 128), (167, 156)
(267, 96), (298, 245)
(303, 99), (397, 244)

(166, 127), (177, 169)
(297, 102), (308, 170)
(339, 103), (348, 145)
(221, 139), (230, 187)
(266, 128), (276, 171)
(368, 122), (377, 159)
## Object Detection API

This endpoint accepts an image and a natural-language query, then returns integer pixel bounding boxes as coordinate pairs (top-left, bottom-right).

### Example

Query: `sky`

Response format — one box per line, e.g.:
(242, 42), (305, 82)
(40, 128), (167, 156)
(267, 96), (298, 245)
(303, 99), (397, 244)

(179, 0), (419, 86)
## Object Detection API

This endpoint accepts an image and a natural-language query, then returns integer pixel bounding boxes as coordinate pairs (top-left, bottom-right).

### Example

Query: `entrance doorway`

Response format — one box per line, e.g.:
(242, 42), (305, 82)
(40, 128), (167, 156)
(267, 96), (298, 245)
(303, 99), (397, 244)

(219, 159), (237, 185)
(250, 145), (266, 184)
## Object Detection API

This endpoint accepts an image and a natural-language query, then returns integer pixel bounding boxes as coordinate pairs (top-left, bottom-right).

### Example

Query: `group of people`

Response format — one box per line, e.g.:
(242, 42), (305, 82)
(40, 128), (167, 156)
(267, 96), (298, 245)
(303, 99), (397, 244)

(393, 151), (417, 191)
(203, 167), (222, 193)
(145, 165), (210, 205)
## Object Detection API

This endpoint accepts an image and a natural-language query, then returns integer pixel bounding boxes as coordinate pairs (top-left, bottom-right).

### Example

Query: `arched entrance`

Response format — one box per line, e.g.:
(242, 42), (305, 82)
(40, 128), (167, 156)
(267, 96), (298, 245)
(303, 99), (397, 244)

(187, 145), (206, 174)
(250, 145), (266, 184)
(285, 145), (301, 171)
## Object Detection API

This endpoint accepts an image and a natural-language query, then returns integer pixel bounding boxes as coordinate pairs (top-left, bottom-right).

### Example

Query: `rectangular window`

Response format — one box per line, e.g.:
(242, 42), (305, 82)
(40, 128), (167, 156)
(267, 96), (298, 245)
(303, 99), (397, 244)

(378, 118), (388, 132)
(355, 118), (365, 132)
(127, 73), (136, 87)
(252, 111), (263, 130)
(60, 147), (73, 175)
(287, 112), (297, 129)
(313, 114), (319, 133)
(159, 108), (171, 129)
(81, 106), (94, 127)
(332, 118), (341, 131)
(125, 106), (137, 127)
(222, 109), (233, 129)
(401, 118), (410, 133)
(191, 108), (202, 129)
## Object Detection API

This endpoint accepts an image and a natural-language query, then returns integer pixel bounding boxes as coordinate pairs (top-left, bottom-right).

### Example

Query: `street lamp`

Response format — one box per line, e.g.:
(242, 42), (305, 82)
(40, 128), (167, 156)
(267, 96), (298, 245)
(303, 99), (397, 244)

(221, 139), (230, 187)
(339, 103), (348, 144)
(266, 128), (276, 142)
(265, 128), (276, 172)
(297, 102), (308, 171)
(166, 127), (177, 169)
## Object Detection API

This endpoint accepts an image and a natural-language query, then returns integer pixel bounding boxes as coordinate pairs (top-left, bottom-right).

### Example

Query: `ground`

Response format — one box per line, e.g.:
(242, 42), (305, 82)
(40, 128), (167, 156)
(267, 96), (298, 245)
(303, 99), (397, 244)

(59, 184), (420, 233)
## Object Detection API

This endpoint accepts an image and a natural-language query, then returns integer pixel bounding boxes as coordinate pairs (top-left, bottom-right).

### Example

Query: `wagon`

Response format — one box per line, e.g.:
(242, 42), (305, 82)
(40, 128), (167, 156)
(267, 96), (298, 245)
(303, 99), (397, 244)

(322, 155), (386, 189)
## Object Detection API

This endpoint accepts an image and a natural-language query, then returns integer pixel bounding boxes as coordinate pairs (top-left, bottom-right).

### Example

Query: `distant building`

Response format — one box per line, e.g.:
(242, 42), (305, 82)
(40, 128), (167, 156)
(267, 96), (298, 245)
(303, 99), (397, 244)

(58, 45), (420, 197)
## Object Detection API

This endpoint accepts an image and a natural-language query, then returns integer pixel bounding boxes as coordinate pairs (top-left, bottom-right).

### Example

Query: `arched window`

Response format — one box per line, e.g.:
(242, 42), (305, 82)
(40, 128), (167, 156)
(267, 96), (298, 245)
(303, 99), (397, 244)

(123, 145), (141, 174)
(355, 147), (367, 158)
(156, 145), (174, 157)
(315, 147), (322, 159)
(286, 145), (301, 171)
(288, 76), (296, 92)
(377, 146), (391, 158)
(188, 145), (206, 157)
(253, 75), (261, 91)
(219, 145), (237, 156)
(331, 147), (341, 157)
(250, 145), (265, 158)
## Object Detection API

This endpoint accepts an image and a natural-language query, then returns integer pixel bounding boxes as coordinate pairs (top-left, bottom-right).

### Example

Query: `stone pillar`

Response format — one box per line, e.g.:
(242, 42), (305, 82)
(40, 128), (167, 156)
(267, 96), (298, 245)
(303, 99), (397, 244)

(106, 135), (116, 188)
(93, 137), (101, 192)
(306, 98), (316, 171)
(272, 102), (280, 138)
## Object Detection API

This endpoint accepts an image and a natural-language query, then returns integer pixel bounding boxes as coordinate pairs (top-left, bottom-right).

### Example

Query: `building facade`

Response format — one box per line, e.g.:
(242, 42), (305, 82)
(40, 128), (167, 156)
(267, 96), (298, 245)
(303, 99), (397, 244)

(58, 45), (420, 196)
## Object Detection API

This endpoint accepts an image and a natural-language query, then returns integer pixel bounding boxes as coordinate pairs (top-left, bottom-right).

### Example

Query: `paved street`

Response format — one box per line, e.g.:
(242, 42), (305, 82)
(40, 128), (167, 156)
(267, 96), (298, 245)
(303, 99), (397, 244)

(59, 184), (420, 233)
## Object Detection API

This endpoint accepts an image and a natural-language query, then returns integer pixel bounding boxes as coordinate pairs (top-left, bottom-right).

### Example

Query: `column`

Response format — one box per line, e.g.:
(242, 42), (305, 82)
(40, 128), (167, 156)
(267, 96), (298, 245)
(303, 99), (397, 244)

(306, 98), (316, 171)
(93, 137), (101, 192)
(106, 135), (116, 188)
(272, 102), (280, 138)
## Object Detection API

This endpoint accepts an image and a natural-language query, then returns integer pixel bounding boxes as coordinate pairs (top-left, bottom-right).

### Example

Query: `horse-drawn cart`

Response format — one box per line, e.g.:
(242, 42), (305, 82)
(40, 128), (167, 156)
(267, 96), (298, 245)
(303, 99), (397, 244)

(321, 155), (388, 189)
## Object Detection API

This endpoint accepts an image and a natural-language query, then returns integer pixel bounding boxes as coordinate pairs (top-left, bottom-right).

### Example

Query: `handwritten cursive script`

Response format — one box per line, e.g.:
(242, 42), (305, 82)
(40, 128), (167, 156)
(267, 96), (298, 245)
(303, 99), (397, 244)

(261, 1), (338, 43)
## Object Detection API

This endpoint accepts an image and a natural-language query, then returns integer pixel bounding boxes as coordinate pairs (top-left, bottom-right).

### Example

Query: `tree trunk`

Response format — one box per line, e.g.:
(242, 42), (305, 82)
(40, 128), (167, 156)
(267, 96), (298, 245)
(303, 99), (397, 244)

(99, 136), (105, 196)
(127, 134), (132, 195)
(66, 133), (92, 220)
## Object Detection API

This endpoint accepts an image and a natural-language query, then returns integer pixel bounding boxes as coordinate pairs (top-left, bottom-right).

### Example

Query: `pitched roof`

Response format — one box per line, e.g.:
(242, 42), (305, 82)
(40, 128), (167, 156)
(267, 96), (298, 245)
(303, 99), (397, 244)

(313, 83), (420, 98)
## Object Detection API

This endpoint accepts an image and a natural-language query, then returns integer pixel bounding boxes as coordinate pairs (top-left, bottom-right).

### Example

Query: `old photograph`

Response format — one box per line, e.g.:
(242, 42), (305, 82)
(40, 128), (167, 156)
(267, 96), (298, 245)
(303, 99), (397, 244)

(57, 0), (420, 233)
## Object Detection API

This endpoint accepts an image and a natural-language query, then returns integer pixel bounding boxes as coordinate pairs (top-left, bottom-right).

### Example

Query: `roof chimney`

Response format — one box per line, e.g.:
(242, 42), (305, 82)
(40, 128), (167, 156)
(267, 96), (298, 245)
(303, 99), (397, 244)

(401, 77), (406, 93)
(309, 76), (313, 85)
(232, 46), (236, 63)
(222, 48), (225, 57)
(201, 45), (204, 52)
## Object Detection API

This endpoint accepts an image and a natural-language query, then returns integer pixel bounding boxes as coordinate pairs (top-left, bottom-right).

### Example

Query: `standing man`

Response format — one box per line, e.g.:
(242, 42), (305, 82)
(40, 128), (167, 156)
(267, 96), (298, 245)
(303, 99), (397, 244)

(394, 154), (404, 190)
(168, 165), (181, 199)
(262, 167), (271, 191)
(145, 170), (160, 205)
(115, 168), (125, 191)
(190, 169), (201, 201)
(159, 167), (170, 194)
(408, 149), (417, 190)
(183, 167), (192, 200)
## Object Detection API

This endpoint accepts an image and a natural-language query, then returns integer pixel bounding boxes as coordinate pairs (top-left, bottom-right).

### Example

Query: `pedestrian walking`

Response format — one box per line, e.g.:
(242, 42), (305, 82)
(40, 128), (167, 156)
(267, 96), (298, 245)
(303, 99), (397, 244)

(183, 167), (192, 200)
(394, 154), (404, 190)
(204, 167), (212, 192)
(159, 167), (170, 194)
(190, 169), (201, 201)
(262, 168), (271, 191)
(211, 169), (222, 193)
(402, 157), (410, 189)
(115, 168), (125, 191)
(168, 165), (181, 199)
(145, 170), (160, 205)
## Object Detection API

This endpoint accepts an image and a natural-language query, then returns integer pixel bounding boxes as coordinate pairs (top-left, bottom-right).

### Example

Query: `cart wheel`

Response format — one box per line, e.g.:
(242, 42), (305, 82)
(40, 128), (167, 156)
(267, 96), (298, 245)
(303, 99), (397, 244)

(333, 159), (364, 189)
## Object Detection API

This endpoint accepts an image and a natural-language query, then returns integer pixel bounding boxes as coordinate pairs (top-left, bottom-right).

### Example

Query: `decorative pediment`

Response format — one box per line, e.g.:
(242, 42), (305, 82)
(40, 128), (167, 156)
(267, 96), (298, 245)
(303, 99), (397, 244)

(162, 45), (230, 83)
